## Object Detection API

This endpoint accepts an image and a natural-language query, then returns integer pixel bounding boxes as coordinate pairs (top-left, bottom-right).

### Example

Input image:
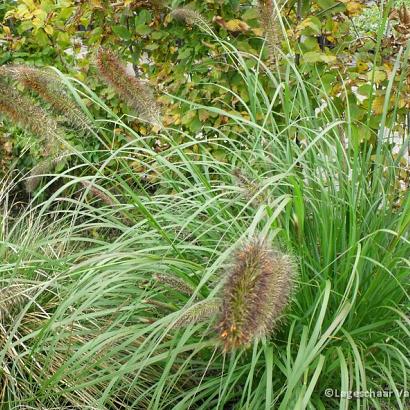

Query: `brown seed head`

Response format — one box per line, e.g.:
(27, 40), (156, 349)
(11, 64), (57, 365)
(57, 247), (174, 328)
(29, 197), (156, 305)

(153, 273), (195, 297)
(257, 0), (283, 66)
(1, 65), (92, 132)
(25, 151), (71, 193)
(171, 8), (206, 26)
(0, 283), (30, 323)
(217, 238), (295, 351)
(0, 80), (62, 153)
(173, 299), (220, 328)
(95, 48), (161, 125)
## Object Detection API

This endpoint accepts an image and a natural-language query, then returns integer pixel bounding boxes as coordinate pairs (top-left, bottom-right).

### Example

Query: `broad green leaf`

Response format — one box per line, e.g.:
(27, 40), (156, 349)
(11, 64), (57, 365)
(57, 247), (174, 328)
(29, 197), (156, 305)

(302, 51), (336, 64)
(112, 25), (132, 40)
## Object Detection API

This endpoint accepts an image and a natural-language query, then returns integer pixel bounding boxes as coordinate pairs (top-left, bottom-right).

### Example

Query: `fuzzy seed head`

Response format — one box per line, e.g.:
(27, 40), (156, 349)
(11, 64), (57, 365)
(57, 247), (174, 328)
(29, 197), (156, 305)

(0, 80), (62, 153)
(171, 8), (206, 26)
(25, 151), (71, 193)
(173, 299), (220, 328)
(95, 48), (161, 126)
(0, 65), (93, 132)
(233, 168), (267, 206)
(81, 180), (116, 207)
(218, 238), (295, 351)
(257, 0), (283, 66)
(154, 273), (195, 297)
(0, 284), (30, 323)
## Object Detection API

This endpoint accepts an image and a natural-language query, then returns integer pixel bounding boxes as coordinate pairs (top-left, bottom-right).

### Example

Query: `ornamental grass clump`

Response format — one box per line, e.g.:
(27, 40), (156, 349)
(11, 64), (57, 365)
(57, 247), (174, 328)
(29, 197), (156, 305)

(95, 48), (161, 126)
(0, 65), (92, 132)
(218, 238), (295, 351)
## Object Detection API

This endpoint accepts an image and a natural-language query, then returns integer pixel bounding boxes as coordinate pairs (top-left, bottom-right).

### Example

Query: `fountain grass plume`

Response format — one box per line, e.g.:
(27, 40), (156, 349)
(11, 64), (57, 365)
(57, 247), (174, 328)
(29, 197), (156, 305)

(173, 299), (221, 328)
(25, 151), (71, 193)
(0, 80), (63, 154)
(153, 273), (196, 297)
(217, 238), (296, 351)
(95, 48), (161, 126)
(233, 168), (267, 206)
(0, 283), (31, 323)
(0, 64), (93, 132)
(170, 7), (207, 27)
(258, 0), (283, 66)
(81, 180), (116, 207)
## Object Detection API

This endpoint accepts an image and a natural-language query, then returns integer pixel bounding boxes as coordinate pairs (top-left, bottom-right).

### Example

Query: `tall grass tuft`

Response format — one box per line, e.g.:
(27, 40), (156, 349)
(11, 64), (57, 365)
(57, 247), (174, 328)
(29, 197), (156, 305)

(0, 19), (409, 409)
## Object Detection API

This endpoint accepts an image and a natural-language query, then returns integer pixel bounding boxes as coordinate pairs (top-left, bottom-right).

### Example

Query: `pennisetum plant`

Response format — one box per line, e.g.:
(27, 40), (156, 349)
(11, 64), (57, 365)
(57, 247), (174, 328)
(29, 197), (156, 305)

(258, 0), (284, 66)
(0, 64), (93, 133)
(0, 80), (64, 155)
(153, 237), (296, 351)
(170, 7), (207, 27)
(217, 237), (296, 351)
(95, 47), (161, 126)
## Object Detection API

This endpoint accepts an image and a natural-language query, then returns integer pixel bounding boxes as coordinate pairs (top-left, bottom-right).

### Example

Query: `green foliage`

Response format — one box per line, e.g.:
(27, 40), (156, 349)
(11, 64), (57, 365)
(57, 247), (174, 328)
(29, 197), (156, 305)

(1, 0), (409, 178)
(0, 39), (408, 407)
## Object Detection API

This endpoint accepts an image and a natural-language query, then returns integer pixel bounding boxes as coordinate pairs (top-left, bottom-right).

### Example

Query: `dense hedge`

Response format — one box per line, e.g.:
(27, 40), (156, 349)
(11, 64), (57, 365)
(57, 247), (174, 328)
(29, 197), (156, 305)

(0, 0), (409, 176)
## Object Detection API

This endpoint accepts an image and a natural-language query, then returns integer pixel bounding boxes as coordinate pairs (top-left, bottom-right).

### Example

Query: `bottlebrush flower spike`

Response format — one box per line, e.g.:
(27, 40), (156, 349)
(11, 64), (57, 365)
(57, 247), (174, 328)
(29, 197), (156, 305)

(258, 0), (283, 66)
(154, 273), (196, 297)
(0, 283), (30, 323)
(171, 7), (207, 27)
(218, 238), (295, 351)
(0, 65), (93, 132)
(233, 168), (267, 206)
(95, 48), (161, 126)
(173, 299), (220, 328)
(25, 151), (71, 193)
(0, 80), (63, 154)
(81, 180), (116, 207)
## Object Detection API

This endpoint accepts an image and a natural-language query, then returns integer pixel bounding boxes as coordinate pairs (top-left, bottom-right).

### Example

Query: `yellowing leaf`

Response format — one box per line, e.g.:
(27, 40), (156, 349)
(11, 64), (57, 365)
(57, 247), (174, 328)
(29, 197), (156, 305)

(198, 109), (210, 122)
(2, 25), (11, 35)
(297, 17), (321, 35)
(302, 51), (337, 64)
(213, 16), (250, 33)
(345, 1), (364, 16)
(32, 17), (44, 29)
(224, 19), (250, 32)
(368, 70), (386, 84)
(252, 27), (264, 36)
(372, 96), (385, 115)
(22, 0), (36, 10)
(90, 0), (104, 10)
(357, 61), (369, 72)
(44, 25), (54, 35)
